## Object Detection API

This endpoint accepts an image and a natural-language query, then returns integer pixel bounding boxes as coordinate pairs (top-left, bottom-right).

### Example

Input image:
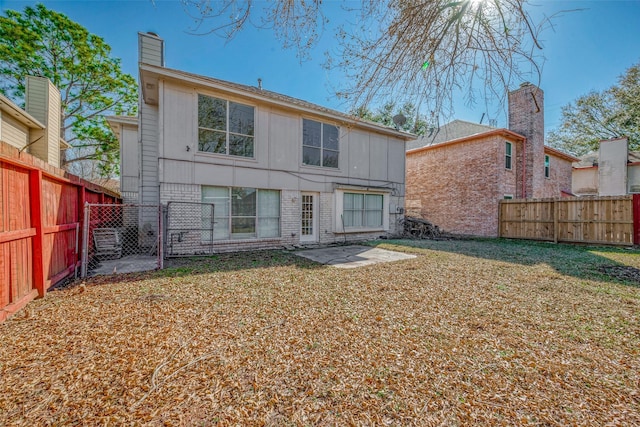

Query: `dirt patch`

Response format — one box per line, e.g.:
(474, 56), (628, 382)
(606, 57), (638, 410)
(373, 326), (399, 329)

(598, 265), (640, 285)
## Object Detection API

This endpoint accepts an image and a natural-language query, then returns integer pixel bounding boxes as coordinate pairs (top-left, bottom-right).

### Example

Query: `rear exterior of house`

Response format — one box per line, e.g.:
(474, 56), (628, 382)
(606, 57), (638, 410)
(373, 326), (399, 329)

(406, 83), (577, 237)
(111, 33), (412, 253)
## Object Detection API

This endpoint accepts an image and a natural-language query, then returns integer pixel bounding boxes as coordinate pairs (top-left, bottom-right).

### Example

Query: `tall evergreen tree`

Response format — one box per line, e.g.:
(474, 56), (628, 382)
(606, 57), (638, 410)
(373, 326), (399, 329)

(0, 4), (137, 177)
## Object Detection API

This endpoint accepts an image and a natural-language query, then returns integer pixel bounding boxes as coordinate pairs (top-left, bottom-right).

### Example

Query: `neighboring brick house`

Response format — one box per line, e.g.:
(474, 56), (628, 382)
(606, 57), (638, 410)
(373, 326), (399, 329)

(108, 33), (413, 254)
(573, 137), (640, 196)
(406, 83), (578, 237)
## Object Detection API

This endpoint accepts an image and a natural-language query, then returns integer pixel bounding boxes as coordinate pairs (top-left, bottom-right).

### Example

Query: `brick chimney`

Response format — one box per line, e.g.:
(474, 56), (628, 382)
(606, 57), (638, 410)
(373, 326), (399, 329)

(25, 76), (62, 168)
(508, 82), (544, 199)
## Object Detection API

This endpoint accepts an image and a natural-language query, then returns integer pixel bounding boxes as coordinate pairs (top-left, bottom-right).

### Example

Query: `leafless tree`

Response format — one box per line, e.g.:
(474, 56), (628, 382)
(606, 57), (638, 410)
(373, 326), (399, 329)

(181, 0), (557, 120)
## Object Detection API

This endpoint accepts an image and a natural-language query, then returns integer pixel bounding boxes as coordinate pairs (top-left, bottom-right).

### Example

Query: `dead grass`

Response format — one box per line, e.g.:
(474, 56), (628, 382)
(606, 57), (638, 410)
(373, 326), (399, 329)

(1, 239), (639, 426)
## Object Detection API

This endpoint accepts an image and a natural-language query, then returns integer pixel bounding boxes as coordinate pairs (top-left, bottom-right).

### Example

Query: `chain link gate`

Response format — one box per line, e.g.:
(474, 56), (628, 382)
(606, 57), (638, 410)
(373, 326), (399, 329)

(165, 201), (215, 256)
(81, 204), (163, 277)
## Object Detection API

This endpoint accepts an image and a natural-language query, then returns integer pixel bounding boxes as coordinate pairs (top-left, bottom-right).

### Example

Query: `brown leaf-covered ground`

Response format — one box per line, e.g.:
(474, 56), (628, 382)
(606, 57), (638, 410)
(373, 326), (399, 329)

(1, 239), (639, 426)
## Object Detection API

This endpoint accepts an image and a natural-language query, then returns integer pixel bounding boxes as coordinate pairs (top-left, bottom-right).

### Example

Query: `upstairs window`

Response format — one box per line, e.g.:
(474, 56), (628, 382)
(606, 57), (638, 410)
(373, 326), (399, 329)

(198, 94), (254, 158)
(505, 141), (512, 170)
(544, 155), (550, 178)
(302, 119), (339, 168)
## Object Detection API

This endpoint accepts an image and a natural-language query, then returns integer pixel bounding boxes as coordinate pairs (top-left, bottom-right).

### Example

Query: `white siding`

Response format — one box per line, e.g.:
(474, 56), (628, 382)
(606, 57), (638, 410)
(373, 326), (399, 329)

(1, 113), (29, 149)
(599, 139), (628, 196)
(268, 112), (299, 171)
(25, 76), (62, 167)
(140, 94), (160, 206)
(25, 76), (49, 162)
(347, 130), (370, 179)
(139, 33), (164, 66)
(46, 79), (60, 167)
(120, 124), (139, 193)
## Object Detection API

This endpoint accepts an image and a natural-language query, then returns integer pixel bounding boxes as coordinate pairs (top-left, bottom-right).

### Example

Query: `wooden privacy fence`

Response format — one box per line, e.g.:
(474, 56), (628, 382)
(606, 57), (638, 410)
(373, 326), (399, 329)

(0, 142), (119, 322)
(499, 195), (640, 246)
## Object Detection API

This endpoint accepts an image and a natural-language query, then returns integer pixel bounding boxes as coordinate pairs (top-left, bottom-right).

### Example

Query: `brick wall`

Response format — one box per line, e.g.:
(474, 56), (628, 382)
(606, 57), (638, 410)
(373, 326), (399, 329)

(541, 154), (574, 196)
(406, 135), (520, 237)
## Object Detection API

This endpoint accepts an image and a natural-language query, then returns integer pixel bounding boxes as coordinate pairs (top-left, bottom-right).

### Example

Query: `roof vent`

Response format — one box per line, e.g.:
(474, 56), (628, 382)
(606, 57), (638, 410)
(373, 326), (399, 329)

(257, 78), (263, 90)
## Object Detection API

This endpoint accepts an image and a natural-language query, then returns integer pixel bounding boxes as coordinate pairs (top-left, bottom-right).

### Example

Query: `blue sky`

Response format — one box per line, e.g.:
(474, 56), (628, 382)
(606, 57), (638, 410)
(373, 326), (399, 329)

(2, 0), (639, 133)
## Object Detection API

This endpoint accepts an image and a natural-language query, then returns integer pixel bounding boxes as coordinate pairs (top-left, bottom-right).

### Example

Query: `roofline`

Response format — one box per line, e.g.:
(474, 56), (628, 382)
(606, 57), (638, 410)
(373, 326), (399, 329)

(105, 115), (139, 126)
(0, 93), (45, 129)
(406, 128), (525, 155)
(139, 63), (416, 141)
(544, 146), (580, 162)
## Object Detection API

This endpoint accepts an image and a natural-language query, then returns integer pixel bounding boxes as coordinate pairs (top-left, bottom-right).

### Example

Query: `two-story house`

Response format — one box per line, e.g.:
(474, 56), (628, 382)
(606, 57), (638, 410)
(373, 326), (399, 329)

(405, 83), (578, 237)
(108, 33), (413, 254)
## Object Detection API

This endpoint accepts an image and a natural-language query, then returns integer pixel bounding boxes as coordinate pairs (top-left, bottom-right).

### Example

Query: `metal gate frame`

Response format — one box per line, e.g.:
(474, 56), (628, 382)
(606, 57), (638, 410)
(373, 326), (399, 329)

(165, 201), (216, 257)
(80, 203), (163, 278)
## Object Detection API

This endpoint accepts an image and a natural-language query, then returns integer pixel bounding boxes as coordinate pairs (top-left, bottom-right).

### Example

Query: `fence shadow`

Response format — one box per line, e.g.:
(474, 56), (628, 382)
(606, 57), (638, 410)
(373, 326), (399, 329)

(371, 238), (640, 287)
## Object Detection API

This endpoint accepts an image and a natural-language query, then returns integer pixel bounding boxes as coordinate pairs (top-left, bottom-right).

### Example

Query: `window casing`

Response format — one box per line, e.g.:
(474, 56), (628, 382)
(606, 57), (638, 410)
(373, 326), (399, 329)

(302, 119), (339, 168)
(544, 155), (550, 178)
(342, 193), (384, 228)
(198, 94), (254, 158)
(201, 186), (280, 240)
(505, 141), (512, 170)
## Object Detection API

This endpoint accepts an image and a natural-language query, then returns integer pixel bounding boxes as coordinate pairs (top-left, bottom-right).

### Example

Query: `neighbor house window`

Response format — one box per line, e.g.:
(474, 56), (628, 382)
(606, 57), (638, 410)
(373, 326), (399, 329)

(544, 155), (550, 178)
(198, 94), (254, 157)
(343, 193), (383, 228)
(302, 118), (339, 168)
(505, 141), (512, 169)
(201, 186), (280, 240)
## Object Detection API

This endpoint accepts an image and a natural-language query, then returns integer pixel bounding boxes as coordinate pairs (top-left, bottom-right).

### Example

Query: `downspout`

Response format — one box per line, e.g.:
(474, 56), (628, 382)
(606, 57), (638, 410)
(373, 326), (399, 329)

(522, 137), (527, 199)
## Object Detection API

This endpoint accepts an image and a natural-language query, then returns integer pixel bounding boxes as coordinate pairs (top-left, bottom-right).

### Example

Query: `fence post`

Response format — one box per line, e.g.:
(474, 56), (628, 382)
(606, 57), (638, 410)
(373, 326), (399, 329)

(633, 194), (640, 245)
(80, 203), (90, 278)
(553, 199), (559, 244)
(77, 186), (86, 276)
(29, 169), (45, 298)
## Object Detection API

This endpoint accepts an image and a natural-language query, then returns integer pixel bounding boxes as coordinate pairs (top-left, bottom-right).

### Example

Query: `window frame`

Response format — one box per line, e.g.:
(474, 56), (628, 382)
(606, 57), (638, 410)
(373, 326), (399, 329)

(335, 189), (389, 232)
(544, 154), (550, 178)
(201, 186), (281, 241)
(302, 118), (340, 169)
(505, 141), (512, 170)
(197, 94), (255, 158)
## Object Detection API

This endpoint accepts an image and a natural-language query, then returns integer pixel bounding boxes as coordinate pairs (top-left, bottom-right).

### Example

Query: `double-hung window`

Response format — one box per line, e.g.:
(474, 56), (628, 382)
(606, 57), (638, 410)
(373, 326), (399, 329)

(343, 193), (384, 228)
(505, 141), (512, 170)
(202, 186), (280, 240)
(302, 119), (339, 168)
(544, 155), (550, 178)
(198, 94), (254, 157)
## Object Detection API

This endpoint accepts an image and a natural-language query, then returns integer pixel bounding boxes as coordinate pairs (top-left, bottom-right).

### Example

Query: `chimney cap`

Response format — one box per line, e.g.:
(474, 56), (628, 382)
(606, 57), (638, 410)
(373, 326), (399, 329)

(146, 31), (160, 37)
(519, 81), (532, 88)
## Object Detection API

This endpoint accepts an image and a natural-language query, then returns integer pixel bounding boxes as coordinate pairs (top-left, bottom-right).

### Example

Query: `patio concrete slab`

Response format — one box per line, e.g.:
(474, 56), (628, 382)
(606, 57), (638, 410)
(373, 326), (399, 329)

(294, 245), (415, 268)
(89, 255), (159, 276)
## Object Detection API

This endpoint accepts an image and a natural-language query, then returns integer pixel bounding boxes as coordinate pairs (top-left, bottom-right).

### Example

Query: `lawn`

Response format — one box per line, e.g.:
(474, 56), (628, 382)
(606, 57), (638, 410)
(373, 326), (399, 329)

(1, 239), (639, 426)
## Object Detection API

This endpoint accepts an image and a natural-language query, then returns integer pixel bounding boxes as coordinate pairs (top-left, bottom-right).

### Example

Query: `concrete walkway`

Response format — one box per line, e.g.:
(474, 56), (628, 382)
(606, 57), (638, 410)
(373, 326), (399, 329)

(294, 245), (415, 269)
